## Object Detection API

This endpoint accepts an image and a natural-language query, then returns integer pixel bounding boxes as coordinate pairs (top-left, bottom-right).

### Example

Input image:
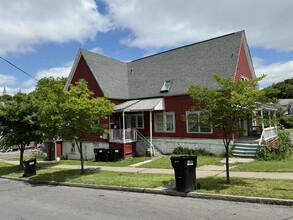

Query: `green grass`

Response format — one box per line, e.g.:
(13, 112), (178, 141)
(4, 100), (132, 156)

(8, 156), (150, 167)
(231, 157), (293, 172)
(197, 177), (293, 200)
(1, 162), (292, 199)
(0, 162), (173, 188)
(139, 155), (224, 169)
(45, 157), (150, 167)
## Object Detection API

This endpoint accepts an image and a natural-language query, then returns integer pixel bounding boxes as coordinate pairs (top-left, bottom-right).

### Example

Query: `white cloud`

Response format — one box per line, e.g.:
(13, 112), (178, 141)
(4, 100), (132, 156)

(103, 0), (293, 51)
(89, 47), (104, 54)
(23, 63), (72, 88)
(0, 74), (17, 85)
(0, 0), (112, 56)
(254, 58), (293, 88)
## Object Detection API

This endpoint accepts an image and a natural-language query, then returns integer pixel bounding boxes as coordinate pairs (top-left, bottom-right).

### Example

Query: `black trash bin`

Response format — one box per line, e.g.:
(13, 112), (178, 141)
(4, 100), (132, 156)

(94, 148), (108, 162)
(171, 156), (200, 193)
(108, 149), (121, 162)
(22, 158), (36, 177)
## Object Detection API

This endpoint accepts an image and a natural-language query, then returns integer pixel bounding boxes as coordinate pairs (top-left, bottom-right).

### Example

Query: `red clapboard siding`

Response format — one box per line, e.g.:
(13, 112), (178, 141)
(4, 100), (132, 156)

(68, 55), (124, 142)
(234, 43), (253, 82)
(136, 95), (224, 139)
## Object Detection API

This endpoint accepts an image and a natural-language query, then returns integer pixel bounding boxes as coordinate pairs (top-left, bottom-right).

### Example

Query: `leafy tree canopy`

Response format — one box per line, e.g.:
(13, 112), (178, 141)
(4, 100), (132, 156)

(187, 74), (271, 183)
(0, 92), (43, 167)
(262, 78), (293, 99)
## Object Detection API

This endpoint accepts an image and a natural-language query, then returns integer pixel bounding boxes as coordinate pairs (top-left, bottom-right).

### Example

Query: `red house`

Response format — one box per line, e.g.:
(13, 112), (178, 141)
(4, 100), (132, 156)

(63, 30), (277, 160)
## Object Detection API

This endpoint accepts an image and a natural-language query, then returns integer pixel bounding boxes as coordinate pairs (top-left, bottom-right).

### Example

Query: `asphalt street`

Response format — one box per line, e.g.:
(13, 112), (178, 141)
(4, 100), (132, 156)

(0, 179), (292, 220)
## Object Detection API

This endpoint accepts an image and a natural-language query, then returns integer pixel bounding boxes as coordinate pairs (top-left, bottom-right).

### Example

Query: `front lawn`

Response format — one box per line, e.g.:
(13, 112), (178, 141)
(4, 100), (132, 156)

(1, 162), (292, 199)
(46, 157), (150, 167)
(0, 162), (173, 188)
(231, 156), (293, 172)
(139, 155), (224, 169)
(197, 177), (293, 200)
(8, 156), (150, 167)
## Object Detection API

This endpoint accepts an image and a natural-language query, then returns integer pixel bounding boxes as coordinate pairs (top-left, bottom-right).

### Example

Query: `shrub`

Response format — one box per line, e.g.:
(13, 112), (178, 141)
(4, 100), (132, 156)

(257, 130), (293, 160)
(61, 153), (68, 160)
(33, 151), (47, 161)
(173, 146), (214, 156)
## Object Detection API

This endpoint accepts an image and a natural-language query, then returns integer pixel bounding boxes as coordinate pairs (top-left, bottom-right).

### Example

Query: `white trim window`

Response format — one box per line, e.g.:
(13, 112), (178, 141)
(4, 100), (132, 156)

(127, 114), (144, 129)
(240, 75), (249, 81)
(154, 112), (175, 132)
(186, 111), (212, 133)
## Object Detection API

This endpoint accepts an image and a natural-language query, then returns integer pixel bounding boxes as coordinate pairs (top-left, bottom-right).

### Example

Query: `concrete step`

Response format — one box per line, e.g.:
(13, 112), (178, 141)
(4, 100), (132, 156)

(233, 149), (258, 154)
(232, 153), (257, 157)
(234, 143), (259, 147)
(234, 146), (258, 151)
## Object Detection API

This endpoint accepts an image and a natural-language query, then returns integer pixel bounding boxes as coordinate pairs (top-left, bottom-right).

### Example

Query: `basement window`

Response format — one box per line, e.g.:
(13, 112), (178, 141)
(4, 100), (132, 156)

(160, 80), (171, 92)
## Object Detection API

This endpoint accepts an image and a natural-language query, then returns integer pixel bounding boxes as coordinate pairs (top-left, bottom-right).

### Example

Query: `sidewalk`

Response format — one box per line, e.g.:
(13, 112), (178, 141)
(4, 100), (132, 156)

(2, 159), (293, 180)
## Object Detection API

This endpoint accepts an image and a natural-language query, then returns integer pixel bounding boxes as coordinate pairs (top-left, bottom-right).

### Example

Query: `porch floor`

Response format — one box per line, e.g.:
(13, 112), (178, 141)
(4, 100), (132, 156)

(234, 136), (261, 144)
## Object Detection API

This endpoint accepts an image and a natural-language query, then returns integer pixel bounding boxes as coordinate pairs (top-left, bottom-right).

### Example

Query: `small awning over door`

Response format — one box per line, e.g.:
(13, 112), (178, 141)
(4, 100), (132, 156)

(114, 98), (164, 112)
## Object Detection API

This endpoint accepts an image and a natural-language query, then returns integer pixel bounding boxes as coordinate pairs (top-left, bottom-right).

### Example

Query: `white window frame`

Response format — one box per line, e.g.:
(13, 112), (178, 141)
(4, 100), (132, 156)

(240, 75), (249, 81)
(186, 111), (213, 134)
(154, 112), (175, 133)
(127, 113), (144, 129)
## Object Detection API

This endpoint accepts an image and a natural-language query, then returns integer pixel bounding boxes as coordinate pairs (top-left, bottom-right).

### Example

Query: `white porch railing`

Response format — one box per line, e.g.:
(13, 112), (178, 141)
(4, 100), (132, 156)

(258, 126), (278, 145)
(110, 129), (137, 143)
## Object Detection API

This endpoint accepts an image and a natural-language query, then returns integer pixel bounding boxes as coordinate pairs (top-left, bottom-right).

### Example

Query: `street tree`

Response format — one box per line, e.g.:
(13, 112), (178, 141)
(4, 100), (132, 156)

(36, 79), (115, 172)
(0, 93), (42, 168)
(186, 74), (268, 183)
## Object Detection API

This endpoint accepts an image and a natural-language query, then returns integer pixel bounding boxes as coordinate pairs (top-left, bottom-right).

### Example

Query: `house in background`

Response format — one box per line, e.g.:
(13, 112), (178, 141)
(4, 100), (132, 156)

(63, 30), (278, 160)
(279, 99), (293, 116)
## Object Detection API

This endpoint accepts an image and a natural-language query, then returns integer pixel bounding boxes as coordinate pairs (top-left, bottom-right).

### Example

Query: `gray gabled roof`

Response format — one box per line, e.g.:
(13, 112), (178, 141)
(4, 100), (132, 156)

(67, 31), (249, 100)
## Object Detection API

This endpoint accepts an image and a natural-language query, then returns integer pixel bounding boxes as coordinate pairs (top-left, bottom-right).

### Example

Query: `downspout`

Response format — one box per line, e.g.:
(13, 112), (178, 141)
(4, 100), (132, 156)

(150, 111), (153, 156)
(122, 111), (125, 143)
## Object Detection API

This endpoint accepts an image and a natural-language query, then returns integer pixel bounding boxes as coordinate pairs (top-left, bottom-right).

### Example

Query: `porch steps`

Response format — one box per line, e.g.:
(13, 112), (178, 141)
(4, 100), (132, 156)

(232, 143), (260, 158)
(136, 131), (163, 156)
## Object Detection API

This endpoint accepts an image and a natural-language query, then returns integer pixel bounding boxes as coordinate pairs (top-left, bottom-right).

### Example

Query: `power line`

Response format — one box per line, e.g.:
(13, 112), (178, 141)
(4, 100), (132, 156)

(0, 56), (38, 81)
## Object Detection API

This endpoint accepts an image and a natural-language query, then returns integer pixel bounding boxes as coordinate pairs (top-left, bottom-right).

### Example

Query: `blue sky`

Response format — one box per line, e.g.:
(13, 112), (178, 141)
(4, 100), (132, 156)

(0, 0), (293, 95)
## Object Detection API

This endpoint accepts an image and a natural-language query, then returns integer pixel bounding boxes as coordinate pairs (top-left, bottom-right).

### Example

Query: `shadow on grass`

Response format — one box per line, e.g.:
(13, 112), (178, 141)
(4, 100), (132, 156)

(0, 163), (23, 177)
(197, 177), (250, 192)
(29, 167), (100, 184)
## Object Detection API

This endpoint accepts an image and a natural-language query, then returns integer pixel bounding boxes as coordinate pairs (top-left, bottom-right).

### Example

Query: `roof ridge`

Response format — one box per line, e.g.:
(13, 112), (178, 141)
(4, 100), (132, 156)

(130, 30), (244, 62)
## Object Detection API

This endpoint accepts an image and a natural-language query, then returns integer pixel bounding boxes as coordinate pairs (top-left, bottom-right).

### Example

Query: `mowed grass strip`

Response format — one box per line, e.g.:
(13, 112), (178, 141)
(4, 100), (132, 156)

(9, 156), (151, 167)
(139, 155), (224, 169)
(231, 156), (293, 172)
(197, 177), (293, 200)
(0, 162), (173, 188)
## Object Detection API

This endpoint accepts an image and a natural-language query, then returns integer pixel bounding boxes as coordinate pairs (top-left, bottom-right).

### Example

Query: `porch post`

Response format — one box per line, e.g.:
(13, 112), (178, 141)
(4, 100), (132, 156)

(261, 110), (264, 130)
(122, 111), (125, 143)
(150, 111), (153, 156)
(109, 115), (111, 141)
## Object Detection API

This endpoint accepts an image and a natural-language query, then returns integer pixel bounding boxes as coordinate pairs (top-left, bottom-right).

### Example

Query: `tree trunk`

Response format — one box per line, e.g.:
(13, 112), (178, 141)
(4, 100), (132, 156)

(80, 140), (84, 173)
(225, 144), (230, 184)
(19, 144), (25, 170)
(76, 140), (84, 173)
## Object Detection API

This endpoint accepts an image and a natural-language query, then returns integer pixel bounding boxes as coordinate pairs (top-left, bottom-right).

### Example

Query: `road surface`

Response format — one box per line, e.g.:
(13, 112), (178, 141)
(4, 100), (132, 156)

(0, 179), (292, 220)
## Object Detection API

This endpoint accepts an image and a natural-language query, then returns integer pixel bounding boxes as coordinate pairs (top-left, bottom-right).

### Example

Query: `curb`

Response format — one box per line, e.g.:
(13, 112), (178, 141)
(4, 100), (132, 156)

(1, 176), (292, 206)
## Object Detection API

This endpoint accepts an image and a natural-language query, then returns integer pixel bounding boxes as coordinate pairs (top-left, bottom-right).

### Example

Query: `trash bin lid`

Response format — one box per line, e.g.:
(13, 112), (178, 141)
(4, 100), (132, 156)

(24, 158), (36, 162)
(170, 155), (197, 161)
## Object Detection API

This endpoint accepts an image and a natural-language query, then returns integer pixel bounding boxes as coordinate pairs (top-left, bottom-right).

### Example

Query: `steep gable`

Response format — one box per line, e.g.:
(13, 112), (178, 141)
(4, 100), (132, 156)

(66, 31), (252, 100)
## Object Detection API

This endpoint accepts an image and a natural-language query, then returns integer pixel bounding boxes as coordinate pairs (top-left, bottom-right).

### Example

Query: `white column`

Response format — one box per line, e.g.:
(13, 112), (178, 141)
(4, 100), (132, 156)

(150, 111), (153, 156)
(122, 111), (125, 143)
(261, 110), (264, 130)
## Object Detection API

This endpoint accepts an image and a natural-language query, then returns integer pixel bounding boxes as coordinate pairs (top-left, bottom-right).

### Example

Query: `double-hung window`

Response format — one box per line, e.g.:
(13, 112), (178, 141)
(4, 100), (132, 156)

(128, 114), (144, 129)
(186, 111), (212, 133)
(154, 112), (175, 132)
